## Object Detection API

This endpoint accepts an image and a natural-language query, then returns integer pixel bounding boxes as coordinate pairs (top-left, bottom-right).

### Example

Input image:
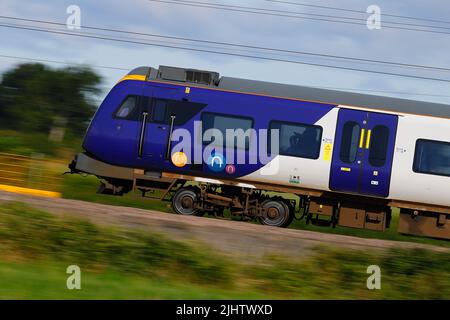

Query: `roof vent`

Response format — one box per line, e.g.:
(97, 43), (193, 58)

(158, 66), (220, 86)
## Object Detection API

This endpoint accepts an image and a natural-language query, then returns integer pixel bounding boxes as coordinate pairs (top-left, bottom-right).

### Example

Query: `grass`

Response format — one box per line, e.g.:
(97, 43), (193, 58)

(0, 130), (83, 158)
(0, 261), (268, 300)
(0, 202), (231, 286)
(0, 130), (59, 157)
(1, 202), (450, 299)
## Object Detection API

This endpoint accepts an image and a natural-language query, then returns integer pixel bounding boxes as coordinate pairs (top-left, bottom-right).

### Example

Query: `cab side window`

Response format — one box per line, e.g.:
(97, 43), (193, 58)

(168, 100), (207, 125)
(149, 99), (207, 125)
(114, 95), (139, 120)
(113, 95), (207, 124)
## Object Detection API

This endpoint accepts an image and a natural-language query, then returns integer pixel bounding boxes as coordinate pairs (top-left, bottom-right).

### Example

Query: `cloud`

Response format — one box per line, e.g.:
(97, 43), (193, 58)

(1, 0), (449, 104)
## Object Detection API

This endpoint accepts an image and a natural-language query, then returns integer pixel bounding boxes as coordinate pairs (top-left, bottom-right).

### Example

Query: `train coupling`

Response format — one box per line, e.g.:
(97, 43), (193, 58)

(66, 159), (77, 174)
(66, 155), (82, 175)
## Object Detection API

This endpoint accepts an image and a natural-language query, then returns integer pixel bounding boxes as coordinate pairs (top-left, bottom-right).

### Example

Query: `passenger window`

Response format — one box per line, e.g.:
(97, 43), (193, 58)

(340, 121), (360, 163)
(269, 121), (322, 159)
(152, 100), (167, 123)
(114, 96), (138, 120)
(369, 125), (390, 167)
(413, 139), (450, 177)
(202, 112), (253, 149)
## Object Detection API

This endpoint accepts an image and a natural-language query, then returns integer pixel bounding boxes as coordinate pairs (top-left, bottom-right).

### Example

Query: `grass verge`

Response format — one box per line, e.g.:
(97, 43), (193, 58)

(1, 202), (450, 299)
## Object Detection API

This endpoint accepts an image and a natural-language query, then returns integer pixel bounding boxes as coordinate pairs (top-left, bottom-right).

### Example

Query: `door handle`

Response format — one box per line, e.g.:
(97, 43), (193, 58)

(166, 115), (176, 160)
(365, 130), (372, 149)
(138, 112), (148, 158)
(359, 129), (365, 148)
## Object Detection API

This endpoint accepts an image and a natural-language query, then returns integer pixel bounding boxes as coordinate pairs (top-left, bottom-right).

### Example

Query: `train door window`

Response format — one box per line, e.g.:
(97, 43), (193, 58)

(269, 121), (322, 159)
(114, 95), (139, 120)
(340, 121), (360, 163)
(167, 100), (207, 125)
(413, 139), (450, 177)
(368, 125), (390, 167)
(152, 99), (167, 123)
(201, 112), (253, 149)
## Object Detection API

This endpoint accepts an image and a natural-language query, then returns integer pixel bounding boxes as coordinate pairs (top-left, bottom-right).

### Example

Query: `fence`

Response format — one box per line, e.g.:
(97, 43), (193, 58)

(0, 152), (64, 198)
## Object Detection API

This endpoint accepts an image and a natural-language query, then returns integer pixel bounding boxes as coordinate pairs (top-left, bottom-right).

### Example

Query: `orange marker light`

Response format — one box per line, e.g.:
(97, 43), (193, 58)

(171, 152), (188, 167)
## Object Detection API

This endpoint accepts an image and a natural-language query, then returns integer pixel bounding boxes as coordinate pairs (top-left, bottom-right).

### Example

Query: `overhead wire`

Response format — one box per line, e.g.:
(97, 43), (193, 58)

(147, 0), (450, 36)
(265, 0), (450, 26)
(0, 15), (449, 72)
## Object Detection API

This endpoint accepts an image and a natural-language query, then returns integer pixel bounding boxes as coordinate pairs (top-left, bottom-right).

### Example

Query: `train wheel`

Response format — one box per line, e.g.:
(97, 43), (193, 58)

(260, 200), (292, 228)
(284, 201), (295, 227)
(172, 188), (203, 216)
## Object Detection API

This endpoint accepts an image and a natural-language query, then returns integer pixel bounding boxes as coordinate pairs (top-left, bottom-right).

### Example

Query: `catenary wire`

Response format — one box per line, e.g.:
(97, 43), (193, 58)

(2, 23), (450, 83)
(0, 15), (449, 72)
(265, 0), (450, 25)
(147, 0), (450, 36)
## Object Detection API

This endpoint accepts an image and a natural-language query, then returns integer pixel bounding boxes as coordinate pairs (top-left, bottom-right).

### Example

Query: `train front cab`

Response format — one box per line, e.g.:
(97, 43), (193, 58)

(82, 78), (204, 171)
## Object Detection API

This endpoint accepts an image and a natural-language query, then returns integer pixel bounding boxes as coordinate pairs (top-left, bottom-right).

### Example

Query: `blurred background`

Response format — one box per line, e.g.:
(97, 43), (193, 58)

(0, 63), (97, 194)
(1, 0), (450, 299)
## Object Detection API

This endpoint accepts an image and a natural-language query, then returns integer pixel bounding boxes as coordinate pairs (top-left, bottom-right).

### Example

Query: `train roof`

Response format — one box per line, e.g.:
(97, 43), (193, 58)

(130, 66), (450, 119)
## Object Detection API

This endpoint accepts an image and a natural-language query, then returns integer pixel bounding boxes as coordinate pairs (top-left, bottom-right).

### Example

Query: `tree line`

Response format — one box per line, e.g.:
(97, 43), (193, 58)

(0, 63), (102, 139)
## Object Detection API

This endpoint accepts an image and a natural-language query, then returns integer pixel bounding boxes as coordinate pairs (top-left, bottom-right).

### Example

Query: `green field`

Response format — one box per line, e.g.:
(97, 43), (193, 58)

(1, 202), (450, 299)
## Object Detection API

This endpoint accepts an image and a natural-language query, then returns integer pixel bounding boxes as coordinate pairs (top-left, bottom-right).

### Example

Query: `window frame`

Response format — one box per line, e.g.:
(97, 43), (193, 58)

(268, 120), (323, 160)
(413, 138), (450, 178)
(201, 111), (255, 150)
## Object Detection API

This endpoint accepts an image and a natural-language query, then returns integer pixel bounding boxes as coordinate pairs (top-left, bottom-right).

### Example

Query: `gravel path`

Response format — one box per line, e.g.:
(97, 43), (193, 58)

(1, 190), (448, 259)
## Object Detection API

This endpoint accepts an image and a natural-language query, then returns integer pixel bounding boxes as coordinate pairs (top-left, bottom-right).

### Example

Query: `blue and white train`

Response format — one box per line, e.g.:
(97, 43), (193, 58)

(69, 66), (450, 239)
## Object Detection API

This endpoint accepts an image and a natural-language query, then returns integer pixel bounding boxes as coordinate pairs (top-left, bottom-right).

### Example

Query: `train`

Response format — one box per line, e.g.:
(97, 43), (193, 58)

(68, 65), (450, 240)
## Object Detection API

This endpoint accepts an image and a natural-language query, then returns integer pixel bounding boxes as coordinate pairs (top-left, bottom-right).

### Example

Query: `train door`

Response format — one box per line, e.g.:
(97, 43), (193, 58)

(329, 108), (398, 197)
(137, 85), (179, 169)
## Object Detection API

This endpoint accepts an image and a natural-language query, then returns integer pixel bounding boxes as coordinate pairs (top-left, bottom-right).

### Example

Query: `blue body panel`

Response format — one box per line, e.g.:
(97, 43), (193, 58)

(84, 80), (335, 179)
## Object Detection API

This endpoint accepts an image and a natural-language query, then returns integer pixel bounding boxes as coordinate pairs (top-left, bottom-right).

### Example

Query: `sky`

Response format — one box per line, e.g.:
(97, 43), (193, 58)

(1, 0), (450, 104)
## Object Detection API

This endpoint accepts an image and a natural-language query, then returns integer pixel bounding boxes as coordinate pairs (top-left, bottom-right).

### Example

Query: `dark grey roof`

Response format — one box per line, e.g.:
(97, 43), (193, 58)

(219, 77), (450, 118)
(131, 66), (450, 118)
